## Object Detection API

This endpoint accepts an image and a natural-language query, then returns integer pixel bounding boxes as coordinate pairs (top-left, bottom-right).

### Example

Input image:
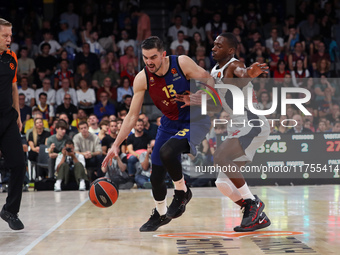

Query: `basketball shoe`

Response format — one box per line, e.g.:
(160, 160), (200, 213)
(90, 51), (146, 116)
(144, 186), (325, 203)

(139, 208), (172, 232)
(166, 186), (192, 219)
(234, 212), (271, 232)
(0, 206), (24, 230)
(239, 195), (264, 227)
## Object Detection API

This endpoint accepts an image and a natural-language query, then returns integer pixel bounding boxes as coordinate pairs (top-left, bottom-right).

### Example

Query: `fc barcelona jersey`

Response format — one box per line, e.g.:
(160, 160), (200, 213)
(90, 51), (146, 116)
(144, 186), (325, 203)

(144, 55), (201, 122)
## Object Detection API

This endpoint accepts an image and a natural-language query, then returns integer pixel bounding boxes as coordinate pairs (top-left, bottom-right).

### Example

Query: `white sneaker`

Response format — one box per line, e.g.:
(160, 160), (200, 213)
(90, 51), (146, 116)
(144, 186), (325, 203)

(79, 180), (86, 191)
(54, 181), (61, 192)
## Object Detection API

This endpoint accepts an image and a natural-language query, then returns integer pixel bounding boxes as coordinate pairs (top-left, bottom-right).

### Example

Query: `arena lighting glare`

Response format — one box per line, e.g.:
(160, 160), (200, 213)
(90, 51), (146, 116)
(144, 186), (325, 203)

(201, 86), (312, 116)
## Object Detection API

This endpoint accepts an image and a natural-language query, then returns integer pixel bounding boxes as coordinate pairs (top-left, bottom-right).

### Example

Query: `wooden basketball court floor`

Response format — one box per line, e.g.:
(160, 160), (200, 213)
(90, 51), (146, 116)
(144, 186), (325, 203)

(0, 185), (339, 255)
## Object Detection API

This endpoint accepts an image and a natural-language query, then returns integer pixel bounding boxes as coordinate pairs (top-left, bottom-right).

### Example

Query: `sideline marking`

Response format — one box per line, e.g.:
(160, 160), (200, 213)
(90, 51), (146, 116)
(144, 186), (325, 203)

(18, 198), (88, 255)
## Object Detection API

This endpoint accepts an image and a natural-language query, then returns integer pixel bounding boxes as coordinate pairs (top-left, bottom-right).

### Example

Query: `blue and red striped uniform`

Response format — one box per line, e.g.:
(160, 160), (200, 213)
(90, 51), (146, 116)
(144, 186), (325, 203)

(144, 55), (210, 165)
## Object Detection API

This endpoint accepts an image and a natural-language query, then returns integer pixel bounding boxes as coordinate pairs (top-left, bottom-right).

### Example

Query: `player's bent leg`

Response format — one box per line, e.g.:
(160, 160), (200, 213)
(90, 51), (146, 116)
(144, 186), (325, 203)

(215, 172), (242, 205)
(140, 164), (171, 232)
(159, 138), (193, 219)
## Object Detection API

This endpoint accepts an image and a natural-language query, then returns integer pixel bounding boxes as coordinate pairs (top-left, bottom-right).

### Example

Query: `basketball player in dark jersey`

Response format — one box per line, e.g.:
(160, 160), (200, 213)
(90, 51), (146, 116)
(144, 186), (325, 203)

(102, 36), (212, 231)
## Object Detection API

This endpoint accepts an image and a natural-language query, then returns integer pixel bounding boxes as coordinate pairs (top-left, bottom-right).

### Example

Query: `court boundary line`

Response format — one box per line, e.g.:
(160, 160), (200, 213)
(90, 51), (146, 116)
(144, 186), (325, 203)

(18, 198), (88, 255)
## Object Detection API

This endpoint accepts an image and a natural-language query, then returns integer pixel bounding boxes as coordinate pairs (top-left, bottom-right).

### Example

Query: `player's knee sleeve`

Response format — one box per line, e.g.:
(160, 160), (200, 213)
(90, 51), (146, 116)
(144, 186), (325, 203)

(215, 174), (242, 202)
(150, 164), (167, 201)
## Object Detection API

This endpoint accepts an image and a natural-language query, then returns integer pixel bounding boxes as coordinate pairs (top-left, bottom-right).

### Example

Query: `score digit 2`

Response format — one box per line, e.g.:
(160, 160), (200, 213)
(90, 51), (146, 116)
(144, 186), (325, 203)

(326, 141), (340, 152)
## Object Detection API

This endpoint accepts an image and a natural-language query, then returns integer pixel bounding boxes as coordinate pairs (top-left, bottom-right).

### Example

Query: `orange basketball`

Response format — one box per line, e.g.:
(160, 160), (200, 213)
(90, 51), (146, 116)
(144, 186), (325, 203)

(89, 177), (119, 208)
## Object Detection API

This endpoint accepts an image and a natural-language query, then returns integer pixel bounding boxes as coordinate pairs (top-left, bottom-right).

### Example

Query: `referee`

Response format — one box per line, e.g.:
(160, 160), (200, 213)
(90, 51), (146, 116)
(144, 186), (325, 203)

(0, 18), (26, 230)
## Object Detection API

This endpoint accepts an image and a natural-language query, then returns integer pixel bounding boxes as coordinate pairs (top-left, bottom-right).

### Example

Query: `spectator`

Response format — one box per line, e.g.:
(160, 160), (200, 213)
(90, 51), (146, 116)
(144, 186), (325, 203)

(327, 104), (340, 126)
(96, 76), (117, 103)
(117, 30), (136, 56)
(17, 47), (35, 84)
(298, 13), (320, 44)
(286, 114), (313, 134)
(18, 77), (35, 107)
(32, 67), (48, 90)
(311, 42), (331, 71)
(332, 121), (340, 132)
(92, 62), (120, 89)
(316, 120), (327, 133)
(102, 148), (133, 190)
(58, 113), (78, 138)
(98, 35), (119, 54)
(19, 94), (31, 128)
(80, 3), (97, 28)
(131, 6), (151, 43)
(205, 12), (227, 47)
(313, 59), (331, 78)
(314, 75), (336, 101)
(285, 26), (305, 53)
(71, 108), (88, 130)
(36, 92), (55, 125)
(74, 62), (92, 88)
(168, 15), (188, 42)
(119, 45), (138, 72)
(269, 41), (287, 74)
(135, 144), (152, 189)
(117, 76), (133, 103)
(56, 78), (78, 106)
(263, 15), (283, 39)
(126, 119), (151, 177)
(46, 120), (70, 178)
(38, 29), (63, 56)
(101, 120), (118, 156)
(120, 62), (137, 85)
(102, 51), (120, 74)
(73, 121), (102, 181)
(257, 91), (273, 111)
(117, 94), (132, 113)
(35, 43), (58, 76)
(86, 29), (105, 57)
(98, 119), (109, 141)
(170, 30), (189, 55)
(139, 113), (158, 140)
(304, 119), (315, 133)
(318, 87), (337, 118)
(56, 93), (78, 124)
(24, 108), (49, 134)
(243, 2), (262, 27)
(117, 109), (127, 120)
(98, 2), (118, 37)
(80, 21), (93, 44)
(273, 60), (290, 83)
(73, 43), (100, 74)
(288, 42), (307, 71)
(76, 79), (95, 114)
(291, 59), (310, 87)
(188, 16), (205, 41)
(87, 114), (100, 135)
(54, 140), (88, 192)
(60, 2), (79, 30)
(189, 31), (206, 57)
(58, 20), (78, 56)
(24, 36), (39, 59)
(27, 118), (50, 176)
(35, 78), (56, 106)
(265, 28), (284, 54)
(54, 59), (75, 90)
(192, 46), (210, 70)
(94, 91), (117, 122)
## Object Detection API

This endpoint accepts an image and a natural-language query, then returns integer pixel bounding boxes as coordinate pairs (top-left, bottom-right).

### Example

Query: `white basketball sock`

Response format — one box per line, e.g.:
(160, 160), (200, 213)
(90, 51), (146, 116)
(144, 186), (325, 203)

(215, 176), (242, 202)
(173, 176), (187, 192)
(237, 183), (255, 200)
(154, 198), (167, 216)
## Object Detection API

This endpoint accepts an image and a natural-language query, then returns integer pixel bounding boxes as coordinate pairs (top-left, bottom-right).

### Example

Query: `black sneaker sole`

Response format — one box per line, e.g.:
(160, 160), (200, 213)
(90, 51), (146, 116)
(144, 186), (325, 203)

(139, 217), (172, 232)
(1, 212), (24, 230)
(166, 188), (192, 219)
(234, 218), (271, 232)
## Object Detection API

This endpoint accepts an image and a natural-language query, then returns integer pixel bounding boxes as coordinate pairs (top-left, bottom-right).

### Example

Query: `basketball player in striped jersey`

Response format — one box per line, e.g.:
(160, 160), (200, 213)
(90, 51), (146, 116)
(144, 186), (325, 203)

(211, 33), (271, 231)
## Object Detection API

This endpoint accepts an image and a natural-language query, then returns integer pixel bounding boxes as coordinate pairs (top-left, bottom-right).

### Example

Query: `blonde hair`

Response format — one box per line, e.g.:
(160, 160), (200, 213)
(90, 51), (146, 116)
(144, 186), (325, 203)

(0, 18), (12, 28)
(33, 118), (43, 146)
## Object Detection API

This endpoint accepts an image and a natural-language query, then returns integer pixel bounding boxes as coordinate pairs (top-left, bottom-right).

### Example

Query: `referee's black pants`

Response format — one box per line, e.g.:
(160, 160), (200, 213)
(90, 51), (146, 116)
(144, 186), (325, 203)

(0, 108), (26, 215)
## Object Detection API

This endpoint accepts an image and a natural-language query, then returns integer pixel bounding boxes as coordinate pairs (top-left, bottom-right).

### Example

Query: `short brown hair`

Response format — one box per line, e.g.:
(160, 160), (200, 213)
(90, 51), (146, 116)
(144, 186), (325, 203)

(56, 119), (68, 130)
(78, 121), (88, 127)
(0, 18), (12, 28)
(99, 119), (109, 128)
